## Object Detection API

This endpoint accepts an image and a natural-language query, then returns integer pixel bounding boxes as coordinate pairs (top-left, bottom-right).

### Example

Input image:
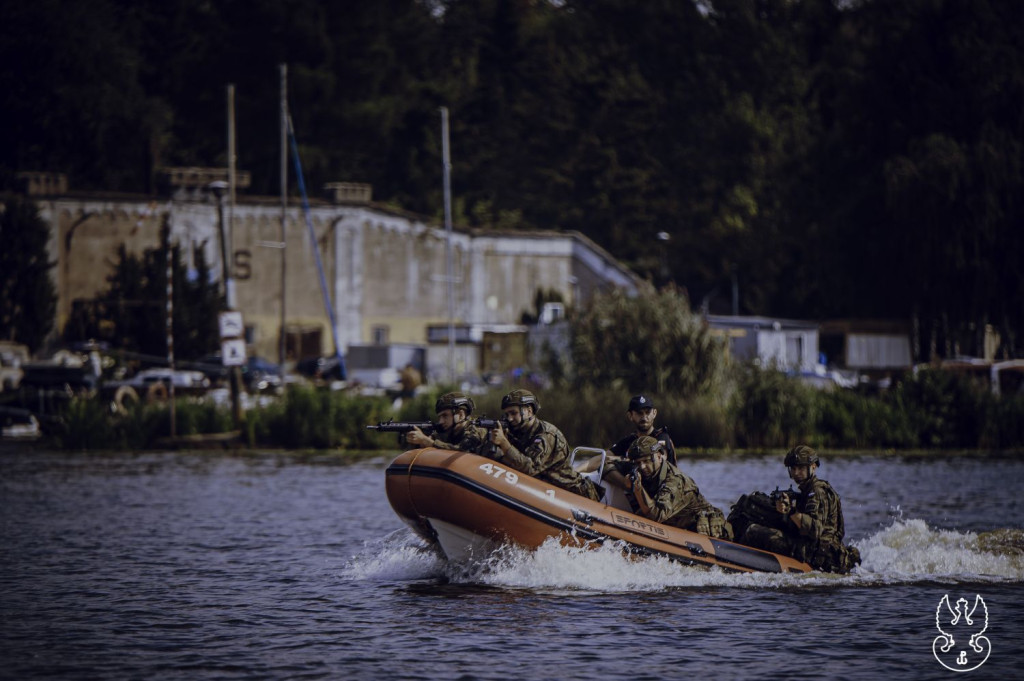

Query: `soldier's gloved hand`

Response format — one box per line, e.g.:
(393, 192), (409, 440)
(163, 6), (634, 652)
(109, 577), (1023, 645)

(490, 423), (509, 452)
(775, 497), (790, 514)
(626, 470), (641, 492)
(405, 426), (432, 448)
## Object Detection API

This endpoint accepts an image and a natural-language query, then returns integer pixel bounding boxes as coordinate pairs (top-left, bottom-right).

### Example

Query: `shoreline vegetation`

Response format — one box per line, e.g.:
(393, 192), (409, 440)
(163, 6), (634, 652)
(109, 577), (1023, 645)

(8, 364), (1024, 457)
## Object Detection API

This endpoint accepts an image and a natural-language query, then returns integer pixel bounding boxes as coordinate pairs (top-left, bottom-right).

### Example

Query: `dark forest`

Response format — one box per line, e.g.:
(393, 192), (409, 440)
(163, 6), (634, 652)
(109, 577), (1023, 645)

(3, 0), (1022, 360)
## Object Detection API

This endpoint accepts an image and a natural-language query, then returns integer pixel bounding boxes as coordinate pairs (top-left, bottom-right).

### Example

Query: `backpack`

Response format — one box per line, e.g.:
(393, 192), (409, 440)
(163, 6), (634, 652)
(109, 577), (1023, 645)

(727, 490), (790, 541)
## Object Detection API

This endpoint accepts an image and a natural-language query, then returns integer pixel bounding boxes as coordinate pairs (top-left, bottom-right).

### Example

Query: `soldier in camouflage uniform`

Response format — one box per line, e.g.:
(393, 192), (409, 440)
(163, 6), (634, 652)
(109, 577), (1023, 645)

(607, 435), (732, 539)
(406, 392), (485, 452)
(736, 445), (861, 573)
(487, 389), (602, 501)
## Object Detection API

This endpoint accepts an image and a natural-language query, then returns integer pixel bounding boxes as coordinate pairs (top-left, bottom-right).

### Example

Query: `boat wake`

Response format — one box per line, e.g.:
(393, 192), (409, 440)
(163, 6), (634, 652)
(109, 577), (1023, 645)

(343, 519), (1024, 591)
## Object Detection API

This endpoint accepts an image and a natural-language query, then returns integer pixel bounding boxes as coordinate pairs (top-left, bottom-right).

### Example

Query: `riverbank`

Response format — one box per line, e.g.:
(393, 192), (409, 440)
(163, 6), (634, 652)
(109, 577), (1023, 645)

(7, 367), (1024, 453)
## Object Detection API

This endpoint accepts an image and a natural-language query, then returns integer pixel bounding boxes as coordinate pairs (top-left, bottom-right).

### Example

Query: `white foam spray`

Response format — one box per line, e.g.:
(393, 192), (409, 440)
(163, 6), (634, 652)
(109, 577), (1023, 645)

(343, 520), (1024, 590)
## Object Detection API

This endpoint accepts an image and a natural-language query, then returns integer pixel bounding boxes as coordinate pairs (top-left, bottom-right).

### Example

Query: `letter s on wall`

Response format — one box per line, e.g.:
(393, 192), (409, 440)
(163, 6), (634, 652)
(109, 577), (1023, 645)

(234, 250), (252, 280)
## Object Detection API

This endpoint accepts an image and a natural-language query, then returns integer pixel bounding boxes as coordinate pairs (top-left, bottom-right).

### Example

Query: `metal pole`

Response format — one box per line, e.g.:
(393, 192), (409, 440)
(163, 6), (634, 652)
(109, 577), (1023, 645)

(212, 183), (243, 426)
(441, 107), (455, 385)
(279, 64), (288, 371)
(731, 262), (739, 316)
(164, 216), (176, 438)
(226, 84), (237, 309)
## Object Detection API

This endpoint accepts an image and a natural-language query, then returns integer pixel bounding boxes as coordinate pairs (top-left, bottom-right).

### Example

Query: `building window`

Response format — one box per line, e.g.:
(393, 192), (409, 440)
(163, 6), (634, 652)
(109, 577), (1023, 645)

(372, 325), (389, 345)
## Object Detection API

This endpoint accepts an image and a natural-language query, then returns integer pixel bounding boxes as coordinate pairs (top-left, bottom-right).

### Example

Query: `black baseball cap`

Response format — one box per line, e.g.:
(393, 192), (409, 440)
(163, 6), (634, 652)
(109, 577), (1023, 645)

(628, 395), (655, 411)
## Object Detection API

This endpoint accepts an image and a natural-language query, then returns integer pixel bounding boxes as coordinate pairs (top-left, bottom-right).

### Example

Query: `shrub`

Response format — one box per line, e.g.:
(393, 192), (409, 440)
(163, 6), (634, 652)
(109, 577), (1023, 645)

(729, 364), (816, 448)
(811, 387), (914, 449)
(245, 385), (395, 449)
(886, 369), (995, 448)
(569, 286), (730, 398)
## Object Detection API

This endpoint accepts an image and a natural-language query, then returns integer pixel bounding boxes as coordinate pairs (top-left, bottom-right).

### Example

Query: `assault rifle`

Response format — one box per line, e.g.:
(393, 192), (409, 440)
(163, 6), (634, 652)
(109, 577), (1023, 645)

(365, 419), (436, 435)
(472, 416), (505, 432)
(770, 486), (799, 511)
(470, 415), (506, 456)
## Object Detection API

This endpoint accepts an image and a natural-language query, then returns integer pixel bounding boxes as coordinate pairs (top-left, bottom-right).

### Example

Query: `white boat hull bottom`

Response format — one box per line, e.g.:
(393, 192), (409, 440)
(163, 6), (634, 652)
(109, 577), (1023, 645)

(428, 517), (498, 562)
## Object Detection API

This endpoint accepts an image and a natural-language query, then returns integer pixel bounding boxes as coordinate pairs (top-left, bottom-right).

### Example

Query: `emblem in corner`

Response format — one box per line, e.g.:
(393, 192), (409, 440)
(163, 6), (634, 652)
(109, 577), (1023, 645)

(933, 594), (991, 672)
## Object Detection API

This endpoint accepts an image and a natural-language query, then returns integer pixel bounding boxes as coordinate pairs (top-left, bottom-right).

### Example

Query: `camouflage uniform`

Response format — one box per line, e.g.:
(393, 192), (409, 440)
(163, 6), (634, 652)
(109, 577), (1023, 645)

(495, 417), (601, 501)
(610, 426), (678, 466)
(423, 419), (486, 453)
(740, 476), (859, 573)
(612, 458), (732, 539)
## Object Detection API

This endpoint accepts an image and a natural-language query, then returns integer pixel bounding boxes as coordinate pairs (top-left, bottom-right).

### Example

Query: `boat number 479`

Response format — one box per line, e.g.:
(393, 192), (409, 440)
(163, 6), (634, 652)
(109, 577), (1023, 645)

(478, 463), (519, 486)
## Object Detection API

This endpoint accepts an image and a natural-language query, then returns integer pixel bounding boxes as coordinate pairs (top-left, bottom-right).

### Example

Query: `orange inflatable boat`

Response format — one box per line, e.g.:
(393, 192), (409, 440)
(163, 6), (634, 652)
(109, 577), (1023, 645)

(385, 447), (813, 574)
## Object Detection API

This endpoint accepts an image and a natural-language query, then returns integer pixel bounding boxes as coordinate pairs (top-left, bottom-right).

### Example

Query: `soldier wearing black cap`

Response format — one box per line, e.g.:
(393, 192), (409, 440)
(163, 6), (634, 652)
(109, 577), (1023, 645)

(609, 394), (678, 465)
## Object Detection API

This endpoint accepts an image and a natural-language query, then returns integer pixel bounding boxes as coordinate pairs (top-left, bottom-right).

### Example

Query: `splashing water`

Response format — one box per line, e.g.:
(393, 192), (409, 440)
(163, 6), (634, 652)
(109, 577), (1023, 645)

(341, 529), (446, 581)
(855, 519), (1024, 582)
(344, 519), (1024, 590)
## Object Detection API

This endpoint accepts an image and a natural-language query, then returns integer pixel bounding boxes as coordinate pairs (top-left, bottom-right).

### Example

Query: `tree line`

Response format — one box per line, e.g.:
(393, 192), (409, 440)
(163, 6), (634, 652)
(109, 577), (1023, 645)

(3, 0), (1022, 361)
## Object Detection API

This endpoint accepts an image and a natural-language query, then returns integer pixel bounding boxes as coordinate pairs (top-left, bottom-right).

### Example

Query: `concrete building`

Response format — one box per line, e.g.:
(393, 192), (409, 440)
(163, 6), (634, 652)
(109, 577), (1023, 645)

(27, 170), (641, 382)
(706, 314), (820, 373)
(818, 319), (913, 375)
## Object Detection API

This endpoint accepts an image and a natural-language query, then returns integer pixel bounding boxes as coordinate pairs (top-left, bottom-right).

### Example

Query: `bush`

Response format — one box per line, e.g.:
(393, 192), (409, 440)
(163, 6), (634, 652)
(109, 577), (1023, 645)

(655, 394), (733, 449)
(885, 369), (995, 448)
(569, 286), (730, 398)
(520, 387), (732, 450)
(53, 397), (121, 450)
(173, 398), (234, 437)
(811, 387), (914, 449)
(51, 394), (231, 450)
(38, 364), (1024, 452)
(980, 393), (1024, 449)
(534, 386), (629, 449)
(729, 364), (816, 448)
(245, 385), (395, 449)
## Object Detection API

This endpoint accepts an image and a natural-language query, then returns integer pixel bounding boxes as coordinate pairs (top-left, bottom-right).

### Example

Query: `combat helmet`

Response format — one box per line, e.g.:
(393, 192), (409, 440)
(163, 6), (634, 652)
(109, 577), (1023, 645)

(501, 388), (540, 413)
(627, 435), (665, 460)
(435, 392), (474, 416)
(784, 444), (820, 467)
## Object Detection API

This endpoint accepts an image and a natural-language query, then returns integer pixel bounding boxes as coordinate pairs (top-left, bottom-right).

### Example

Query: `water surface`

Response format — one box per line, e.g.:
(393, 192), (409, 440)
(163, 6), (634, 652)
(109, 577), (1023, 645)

(2, 451), (1022, 680)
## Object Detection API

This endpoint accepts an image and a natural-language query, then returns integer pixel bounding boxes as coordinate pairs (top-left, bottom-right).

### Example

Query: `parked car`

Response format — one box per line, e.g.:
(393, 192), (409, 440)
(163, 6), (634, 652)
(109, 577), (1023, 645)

(0, 341), (29, 393)
(127, 368), (211, 391)
(242, 356), (283, 393)
(194, 354), (282, 393)
(295, 355), (345, 382)
(19, 363), (99, 394)
(1, 406), (41, 441)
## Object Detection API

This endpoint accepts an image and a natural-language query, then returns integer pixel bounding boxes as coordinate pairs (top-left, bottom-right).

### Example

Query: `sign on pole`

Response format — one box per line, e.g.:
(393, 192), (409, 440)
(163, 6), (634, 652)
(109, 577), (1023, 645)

(221, 338), (247, 367)
(218, 311), (246, 367)
(218, 311), (244, 341)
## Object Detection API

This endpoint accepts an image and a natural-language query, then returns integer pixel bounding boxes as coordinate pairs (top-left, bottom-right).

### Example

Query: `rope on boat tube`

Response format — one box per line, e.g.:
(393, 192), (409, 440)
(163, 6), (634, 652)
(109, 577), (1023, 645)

(407, 449), (428, 517)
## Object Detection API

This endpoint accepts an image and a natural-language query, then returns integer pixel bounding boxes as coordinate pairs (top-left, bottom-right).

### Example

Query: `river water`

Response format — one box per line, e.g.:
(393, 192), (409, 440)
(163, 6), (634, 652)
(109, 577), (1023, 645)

(2, 450), (1022, 680)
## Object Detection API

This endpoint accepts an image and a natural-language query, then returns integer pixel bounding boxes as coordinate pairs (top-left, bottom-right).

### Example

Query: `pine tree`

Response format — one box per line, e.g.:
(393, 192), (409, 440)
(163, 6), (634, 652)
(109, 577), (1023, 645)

(0, 196), (57, 352)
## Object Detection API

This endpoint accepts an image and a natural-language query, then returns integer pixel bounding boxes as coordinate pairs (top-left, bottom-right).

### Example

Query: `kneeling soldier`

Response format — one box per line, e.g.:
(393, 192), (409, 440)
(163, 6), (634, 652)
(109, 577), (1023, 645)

(406, 392), (484, 452)
(732, 445), (860, 573)
(487, 389), (602, 502)
(606, 435), (732, 539)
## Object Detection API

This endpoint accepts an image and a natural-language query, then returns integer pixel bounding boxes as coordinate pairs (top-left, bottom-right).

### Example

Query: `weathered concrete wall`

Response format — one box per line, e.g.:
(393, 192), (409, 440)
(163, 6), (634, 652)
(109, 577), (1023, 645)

(37, 194), (641, 365)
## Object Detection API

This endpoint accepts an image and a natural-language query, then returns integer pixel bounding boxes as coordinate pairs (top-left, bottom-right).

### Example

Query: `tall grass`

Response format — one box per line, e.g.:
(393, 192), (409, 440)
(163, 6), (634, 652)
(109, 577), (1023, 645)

(42, 365), (1024, 452)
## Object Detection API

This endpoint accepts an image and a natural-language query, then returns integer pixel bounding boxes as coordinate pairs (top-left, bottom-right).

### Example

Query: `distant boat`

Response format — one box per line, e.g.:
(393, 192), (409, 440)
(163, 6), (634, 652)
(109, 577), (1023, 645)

(385, 448), (812, 573)
(1, 406), (41, 442)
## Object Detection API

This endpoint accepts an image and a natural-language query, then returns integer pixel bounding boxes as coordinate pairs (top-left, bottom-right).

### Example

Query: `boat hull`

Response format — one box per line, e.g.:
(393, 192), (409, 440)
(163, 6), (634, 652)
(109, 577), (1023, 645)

(385, 448), (812, 574)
